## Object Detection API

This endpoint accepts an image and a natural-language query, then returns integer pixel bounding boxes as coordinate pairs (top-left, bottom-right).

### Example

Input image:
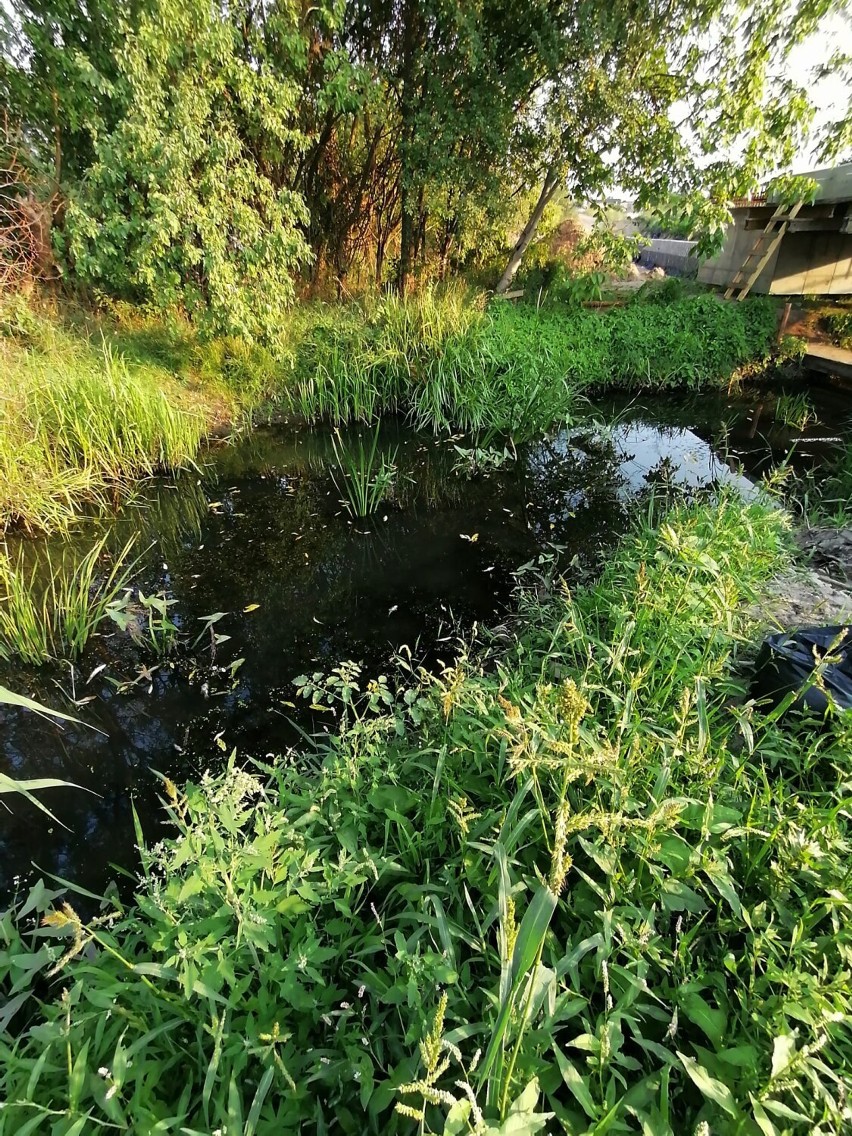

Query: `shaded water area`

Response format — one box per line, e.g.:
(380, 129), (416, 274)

(2, 381), (850, 898)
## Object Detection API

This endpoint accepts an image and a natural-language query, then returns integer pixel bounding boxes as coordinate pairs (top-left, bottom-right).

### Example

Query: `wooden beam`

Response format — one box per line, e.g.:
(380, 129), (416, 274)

(744, 204), (837, 229)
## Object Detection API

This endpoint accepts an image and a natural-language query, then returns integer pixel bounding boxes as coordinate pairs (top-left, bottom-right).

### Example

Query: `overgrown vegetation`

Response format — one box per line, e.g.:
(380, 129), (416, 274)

(0, 289), (778, 531)
(2, 0), (849, 319)
(822, 309), (852, 351)
(0, 299), (208, 532)
(282, 290), (777, 432)
(4, 492), (851, 1133)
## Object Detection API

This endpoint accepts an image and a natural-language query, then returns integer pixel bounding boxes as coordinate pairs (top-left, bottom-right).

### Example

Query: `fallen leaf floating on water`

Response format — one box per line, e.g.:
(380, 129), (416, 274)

(460, 533), (479, 542)
(243, 604), (260, 613)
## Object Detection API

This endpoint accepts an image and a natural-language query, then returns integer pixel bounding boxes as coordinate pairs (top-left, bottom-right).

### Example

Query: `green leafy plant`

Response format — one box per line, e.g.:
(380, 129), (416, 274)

(774, 390), (816, 431)
(106, 588), (182, 656)
(7, 493), (851, 1134)
(822, 308), (852, 351)
(452, 440), (517, 478)
(0, 536), (138, 664)
(331, 427), (398, 518)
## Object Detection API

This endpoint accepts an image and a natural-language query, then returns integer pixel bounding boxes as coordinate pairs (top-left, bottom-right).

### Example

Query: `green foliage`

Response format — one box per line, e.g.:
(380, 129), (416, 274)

(7, 0), (849, 305)
(7, 494), (852, 1132)
(0, 299), (207, 532)
(1, 0), (127, 181)
(0, 288), (778, 531)
(765, 174), (820, 208)
(331, 426), (398, 518)
(822, 308), (852, 351)
(60, 0), (314, 340)
(773, 391), (816, 431)
(0, 535), (137, 664)
(285, 291), (777, 433)
(515, 262), (607, 307)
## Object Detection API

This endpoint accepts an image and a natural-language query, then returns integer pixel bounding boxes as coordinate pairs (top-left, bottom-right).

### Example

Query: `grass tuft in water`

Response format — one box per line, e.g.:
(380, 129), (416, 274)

(0, 535), (138, 664)
(774, 390), (816, 431)
(331, 426), (397, 517)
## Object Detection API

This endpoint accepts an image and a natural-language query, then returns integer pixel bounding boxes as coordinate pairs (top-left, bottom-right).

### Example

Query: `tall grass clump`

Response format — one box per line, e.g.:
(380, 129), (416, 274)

(0, 303), (207, 532)
(0, 535), (136, 664)
(285, 290), (777, 434)
(6, 492), (851, 1133)
(331, 426), (398, 517)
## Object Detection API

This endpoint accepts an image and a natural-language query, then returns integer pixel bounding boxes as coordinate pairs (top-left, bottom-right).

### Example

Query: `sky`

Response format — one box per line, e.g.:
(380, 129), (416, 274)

(787, 13), (851, 171)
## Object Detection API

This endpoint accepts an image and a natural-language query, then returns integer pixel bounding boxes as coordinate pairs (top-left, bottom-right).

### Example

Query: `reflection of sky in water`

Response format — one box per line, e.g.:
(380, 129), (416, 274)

(608, 422), (759, 500)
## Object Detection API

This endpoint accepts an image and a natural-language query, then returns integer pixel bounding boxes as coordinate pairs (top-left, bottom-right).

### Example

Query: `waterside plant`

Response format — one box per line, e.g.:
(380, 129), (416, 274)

(2, 289), (778, 532)
(0, 302), (208, 533)
(3, 492), (851, 1133)
(283, 291), (777, 435)
(0, 536), (137, 665)
(331, 426), (398, 517)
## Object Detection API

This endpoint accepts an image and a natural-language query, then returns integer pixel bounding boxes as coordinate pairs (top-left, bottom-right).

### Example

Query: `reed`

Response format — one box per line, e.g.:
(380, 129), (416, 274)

(0, 535), (138, 664)
(330, 426), (397, 517)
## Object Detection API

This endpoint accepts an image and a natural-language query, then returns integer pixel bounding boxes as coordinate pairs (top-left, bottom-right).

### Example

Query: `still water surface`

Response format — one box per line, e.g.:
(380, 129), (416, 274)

(1, 385), (848, 897)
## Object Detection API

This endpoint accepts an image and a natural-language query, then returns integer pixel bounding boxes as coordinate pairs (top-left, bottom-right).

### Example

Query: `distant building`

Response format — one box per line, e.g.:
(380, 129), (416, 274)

(637, 238), (698, 276)
(698, 162), (852, 296)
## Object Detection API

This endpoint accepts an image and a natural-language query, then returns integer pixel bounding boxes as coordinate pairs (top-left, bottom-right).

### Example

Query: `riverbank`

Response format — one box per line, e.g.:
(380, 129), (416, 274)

(3, 491), (851, 1133)
(0, 288), (778, 533)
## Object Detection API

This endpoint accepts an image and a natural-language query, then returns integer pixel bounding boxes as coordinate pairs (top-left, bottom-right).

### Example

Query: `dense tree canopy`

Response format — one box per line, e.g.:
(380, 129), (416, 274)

(1, 0), (850, 331)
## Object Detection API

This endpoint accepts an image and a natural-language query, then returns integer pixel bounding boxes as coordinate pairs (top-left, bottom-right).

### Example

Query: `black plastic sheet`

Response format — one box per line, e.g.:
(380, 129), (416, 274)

(751, 626), (852, 714)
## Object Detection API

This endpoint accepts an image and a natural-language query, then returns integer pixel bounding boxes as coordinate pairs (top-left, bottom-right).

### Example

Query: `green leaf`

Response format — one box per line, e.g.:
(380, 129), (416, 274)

(0, 684), (82, 723)
(679, 992), (727, 1047)
(444, 1098), (472, 1135)
(749, 1095), (779, 1136)
(770, 1034), (797, 1079)
(245, 1065), (274, 1136)
(478, 885), (558, 1090)
(554, 1047), (597, 1119)
(677, 1053), (739, 1118)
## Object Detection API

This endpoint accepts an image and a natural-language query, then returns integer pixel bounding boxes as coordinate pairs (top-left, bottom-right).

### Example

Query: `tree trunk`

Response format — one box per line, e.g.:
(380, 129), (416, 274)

(494, 165), (561, 295)
(375, 235), (386, 286)
(396, 0), (419, 294)
(398, 186), (414, 293)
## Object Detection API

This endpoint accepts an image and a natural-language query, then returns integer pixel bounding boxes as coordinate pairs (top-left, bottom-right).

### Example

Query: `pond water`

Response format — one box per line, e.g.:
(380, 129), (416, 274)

(2, 382), (850, 899)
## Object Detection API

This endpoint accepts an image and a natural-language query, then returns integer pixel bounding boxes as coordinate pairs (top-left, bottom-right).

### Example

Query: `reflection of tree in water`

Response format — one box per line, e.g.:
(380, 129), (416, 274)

(519, 429), (630, 558)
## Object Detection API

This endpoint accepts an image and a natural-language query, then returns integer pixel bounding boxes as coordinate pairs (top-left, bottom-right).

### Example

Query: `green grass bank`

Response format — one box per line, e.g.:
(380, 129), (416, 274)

(0, 289), (777, 533)
(3, 492), (851, 1134)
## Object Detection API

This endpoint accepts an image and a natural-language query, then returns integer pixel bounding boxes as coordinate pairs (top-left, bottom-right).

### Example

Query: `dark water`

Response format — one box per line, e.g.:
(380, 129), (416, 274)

(2, 384), (850, 898)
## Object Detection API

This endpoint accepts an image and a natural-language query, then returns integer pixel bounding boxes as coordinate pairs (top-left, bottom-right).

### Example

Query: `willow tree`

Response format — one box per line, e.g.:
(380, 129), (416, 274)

(494, 0), (852, 293)
(59, 0), (337, 339)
